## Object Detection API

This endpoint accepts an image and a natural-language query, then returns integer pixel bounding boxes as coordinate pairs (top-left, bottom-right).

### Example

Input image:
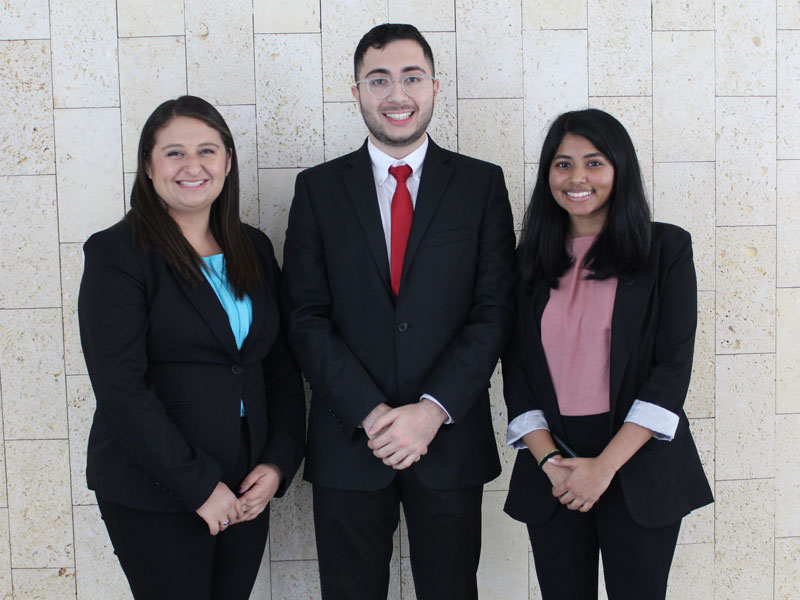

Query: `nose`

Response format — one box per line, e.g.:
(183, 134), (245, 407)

(386, 79), (409, 101)
(570, 166), (587, 183)
(183, 155), (202, 174)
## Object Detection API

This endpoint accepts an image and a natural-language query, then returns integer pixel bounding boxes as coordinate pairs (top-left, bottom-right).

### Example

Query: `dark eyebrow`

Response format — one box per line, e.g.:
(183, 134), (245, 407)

(363, 65), (428, 78)
(553, 152), (605, 160)
(160, 142), (221, 150)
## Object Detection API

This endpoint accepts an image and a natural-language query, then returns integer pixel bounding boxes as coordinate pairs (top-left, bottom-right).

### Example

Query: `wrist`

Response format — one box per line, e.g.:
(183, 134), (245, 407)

(421, 398), (448, 425)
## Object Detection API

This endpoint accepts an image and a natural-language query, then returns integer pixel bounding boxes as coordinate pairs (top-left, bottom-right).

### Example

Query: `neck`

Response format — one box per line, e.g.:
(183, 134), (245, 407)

(170, 210), (221, 256)
(369, 132), (426, 159)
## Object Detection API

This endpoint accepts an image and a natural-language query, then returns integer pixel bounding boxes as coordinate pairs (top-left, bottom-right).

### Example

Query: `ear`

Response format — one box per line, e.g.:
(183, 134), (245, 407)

(351, 84), (361, 103)
(432, 78), (440, 99)
(226, 151), (232, 176)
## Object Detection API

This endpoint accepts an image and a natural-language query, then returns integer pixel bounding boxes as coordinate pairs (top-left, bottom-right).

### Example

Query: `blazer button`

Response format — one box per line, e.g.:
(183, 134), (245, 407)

(231, 364), (243, 375)
(397, 322), (408, 332)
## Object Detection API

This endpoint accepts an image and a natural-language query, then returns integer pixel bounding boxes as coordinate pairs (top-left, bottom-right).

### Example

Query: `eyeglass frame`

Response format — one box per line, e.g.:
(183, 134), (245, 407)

(353, 74), (437, 99)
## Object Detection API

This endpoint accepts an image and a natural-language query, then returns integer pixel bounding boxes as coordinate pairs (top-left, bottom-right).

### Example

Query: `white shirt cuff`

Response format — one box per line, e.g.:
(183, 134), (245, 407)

(420, 394), (453, 424)
(624, 400), (679, 441)
(506, 410), (549, 449)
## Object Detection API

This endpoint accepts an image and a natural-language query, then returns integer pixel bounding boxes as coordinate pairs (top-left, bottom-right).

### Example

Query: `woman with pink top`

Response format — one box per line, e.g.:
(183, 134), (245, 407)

(502, 109), (712, 599)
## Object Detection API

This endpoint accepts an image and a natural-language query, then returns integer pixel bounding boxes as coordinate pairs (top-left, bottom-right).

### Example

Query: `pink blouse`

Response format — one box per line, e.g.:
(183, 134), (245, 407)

(540, 236), (618, 416)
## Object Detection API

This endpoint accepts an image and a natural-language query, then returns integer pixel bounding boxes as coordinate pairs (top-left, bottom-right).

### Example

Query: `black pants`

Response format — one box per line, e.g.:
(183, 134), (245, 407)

(97, 419), (270, 600)
(313, 468), (483, 600)
(528, 414), (681, 600)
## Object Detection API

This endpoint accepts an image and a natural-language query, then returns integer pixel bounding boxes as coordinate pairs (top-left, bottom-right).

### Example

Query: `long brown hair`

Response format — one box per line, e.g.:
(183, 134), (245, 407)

(127, 95), (260, 298)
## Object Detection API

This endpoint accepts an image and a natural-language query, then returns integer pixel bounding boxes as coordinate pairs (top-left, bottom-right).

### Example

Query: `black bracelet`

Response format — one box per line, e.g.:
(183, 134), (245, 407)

(538, 448), (561, 468)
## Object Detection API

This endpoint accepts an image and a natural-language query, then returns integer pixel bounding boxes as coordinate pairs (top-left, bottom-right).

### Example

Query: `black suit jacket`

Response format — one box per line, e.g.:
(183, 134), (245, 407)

(503, 223), (713, 527)
(282, 138), (516, 491)
(79, 220), (305, 512)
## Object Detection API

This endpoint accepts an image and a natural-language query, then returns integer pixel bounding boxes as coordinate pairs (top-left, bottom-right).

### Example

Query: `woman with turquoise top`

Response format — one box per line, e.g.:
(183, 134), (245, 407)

(78, 95), (305, 600)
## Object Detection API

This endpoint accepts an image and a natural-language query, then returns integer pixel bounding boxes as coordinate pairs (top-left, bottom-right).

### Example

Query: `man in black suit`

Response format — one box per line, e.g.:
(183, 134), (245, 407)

(282, 23), (516, 600)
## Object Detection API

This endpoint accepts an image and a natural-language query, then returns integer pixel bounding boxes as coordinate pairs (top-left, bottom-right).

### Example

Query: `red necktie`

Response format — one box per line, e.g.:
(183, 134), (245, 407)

(389, 164), (413, 296)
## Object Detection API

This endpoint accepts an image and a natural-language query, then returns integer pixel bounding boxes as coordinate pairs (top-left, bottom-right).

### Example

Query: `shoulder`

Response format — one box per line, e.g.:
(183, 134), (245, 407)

(83, 219), (138, 259)
(243, 223), (275, 256)
(298, 146), (365, 182)
(649, 222), (692, 259)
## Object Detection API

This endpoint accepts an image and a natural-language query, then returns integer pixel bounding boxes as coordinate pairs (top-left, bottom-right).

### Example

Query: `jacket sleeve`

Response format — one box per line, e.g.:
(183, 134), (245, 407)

(419, 165), (516, 422)
(78, 230), (221, 511)
(282, 172), (392, 435)
(252, 232), (306, 497)
(635, 228), (697, 416)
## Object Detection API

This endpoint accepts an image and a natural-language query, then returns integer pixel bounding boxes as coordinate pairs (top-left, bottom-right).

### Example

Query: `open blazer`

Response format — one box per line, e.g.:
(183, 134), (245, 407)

(79, 220), (306, 512)
(503, 222), (713, 527)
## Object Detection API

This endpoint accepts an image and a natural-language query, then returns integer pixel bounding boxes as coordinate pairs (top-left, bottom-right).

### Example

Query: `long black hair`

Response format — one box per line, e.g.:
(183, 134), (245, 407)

(518, 108), (651, 289)
(126, 95), (261, 298)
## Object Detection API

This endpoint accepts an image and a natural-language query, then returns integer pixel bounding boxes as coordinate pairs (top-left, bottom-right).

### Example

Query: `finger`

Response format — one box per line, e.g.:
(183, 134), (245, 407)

(368, 411), (398, 437)
(238, 471), (259, 494)
(232, 499), (244, 522)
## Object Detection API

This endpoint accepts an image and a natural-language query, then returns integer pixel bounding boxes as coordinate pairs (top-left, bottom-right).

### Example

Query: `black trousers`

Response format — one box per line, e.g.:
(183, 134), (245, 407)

(313, 468), (484, 600)
(527, 414), (681, 600)
(97, 419), (270, 600)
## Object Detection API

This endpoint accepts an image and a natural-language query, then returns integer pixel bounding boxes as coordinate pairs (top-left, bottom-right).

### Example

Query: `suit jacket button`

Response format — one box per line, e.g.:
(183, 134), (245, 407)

(232, 364), (243, 374)
(397, 322), (408, 332)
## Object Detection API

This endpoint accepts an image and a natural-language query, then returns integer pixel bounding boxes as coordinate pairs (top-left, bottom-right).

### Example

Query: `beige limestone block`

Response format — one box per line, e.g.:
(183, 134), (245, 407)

(424, 32), (457, 153)
(523, 30), (588, 163)
(590, 96), (653, 205)
(455, 0), (522, 99)
(248, 541), (270, 599)
(524, 162), (538, 222)
(323, 101), (368, 163)
(73, 504), (131, 599)
(0, 509), (10, 597)
(716, 0), (776, 96)
(653, 0), (714, 30)
(716, 226), (776, 354)
(49, 0), (118, 108)
(117, 0), (184, 37)
(254, 0), (320, 33)
(255, 34), (324, 168)
(321, 1), (386, 102)
(779, 0), (800, 28)
(684, 292), (715, 419)
(186, 0), (255, 105)
(0, 40), (54, 175)
(54, 108), (125, 243)
(715, 354), (775, 480)
(528, 551), (543, 599)
(118, 36), (187, 173)
(778, 32), (800, 160)
(522, 0), (586, 30)
(0, 309), (67, 439)
(777, 288), (800, 413)
(269, 560), (322, 599)
(775, 537), (800, 600)
(0, 401), (4, 505)
(666, 542), (714, 599)
(60, 243), (86, 376)
(778, 161), (800, 287)
(258, 167), (303, 264)
(217, 105), (259, 227)
(477, 491), (528, 599)
(458, 99), (525, 229)
(487, 363), (514, 492)
(677, 418), (714, 543)
(653, 163), (715, 292)
(0, 176), (60, 308)
(400, 557), (415, 599)
(12, 568), (76, 599)
(715, 479), (774, 599)
(776, 415), (800, 537)
(6, 440), (73, 567)
(716, 97), (776, 226)
(268, 478), (316, 561)
(123, 172), (135, 214)
(389, 0), (454, 32)
(0, 0), (50, 39)
(67, 376), (95, 506)
(388, 531), (401, 599)
(587, 0), (651, 96)
(652, 32), (715, 163)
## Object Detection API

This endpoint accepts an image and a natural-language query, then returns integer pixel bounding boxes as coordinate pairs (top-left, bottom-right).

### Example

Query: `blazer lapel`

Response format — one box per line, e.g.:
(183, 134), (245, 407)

(342, 142), (392, 293)
(401, 139), (453, 282)
(171, 266), (240, 360)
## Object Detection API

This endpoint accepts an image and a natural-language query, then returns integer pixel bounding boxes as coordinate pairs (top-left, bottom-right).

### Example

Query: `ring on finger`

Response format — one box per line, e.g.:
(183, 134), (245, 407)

(221, 520), (230, 528)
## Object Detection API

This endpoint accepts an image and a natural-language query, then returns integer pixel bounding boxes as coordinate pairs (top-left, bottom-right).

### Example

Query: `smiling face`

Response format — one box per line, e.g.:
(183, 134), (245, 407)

(351, 39), (439, 158)
(146, 115), (231, 224)
(548, 133), (615, 237)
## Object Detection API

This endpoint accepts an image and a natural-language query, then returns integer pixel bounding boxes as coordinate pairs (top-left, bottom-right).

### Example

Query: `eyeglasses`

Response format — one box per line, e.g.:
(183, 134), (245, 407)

(354, 75), (436, 99)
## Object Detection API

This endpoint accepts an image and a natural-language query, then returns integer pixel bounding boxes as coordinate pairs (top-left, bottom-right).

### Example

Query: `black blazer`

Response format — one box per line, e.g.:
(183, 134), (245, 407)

(503, 222), (713, 527)
(78, 221), (305, 512)
(282, 138), (516, 491)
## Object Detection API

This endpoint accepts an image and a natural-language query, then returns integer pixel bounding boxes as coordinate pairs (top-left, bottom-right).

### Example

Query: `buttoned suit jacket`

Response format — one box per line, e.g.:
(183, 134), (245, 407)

(79, 220), (306, 512)
(282, 138), (516, 491)
(503, 222), (713, 527)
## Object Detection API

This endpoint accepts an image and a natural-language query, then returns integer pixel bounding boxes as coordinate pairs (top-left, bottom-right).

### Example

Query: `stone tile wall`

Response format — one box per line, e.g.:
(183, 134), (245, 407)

(0, 1), (796, 598)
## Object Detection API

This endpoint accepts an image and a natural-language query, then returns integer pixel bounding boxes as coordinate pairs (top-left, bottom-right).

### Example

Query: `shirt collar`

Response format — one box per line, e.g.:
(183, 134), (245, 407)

(368, 135), (429, 186)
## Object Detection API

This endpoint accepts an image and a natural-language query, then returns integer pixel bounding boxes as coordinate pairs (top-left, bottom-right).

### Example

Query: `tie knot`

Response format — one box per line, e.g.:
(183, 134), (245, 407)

(389, 164), (412, 183)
